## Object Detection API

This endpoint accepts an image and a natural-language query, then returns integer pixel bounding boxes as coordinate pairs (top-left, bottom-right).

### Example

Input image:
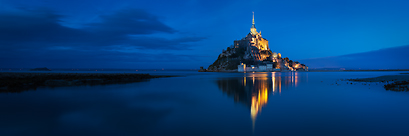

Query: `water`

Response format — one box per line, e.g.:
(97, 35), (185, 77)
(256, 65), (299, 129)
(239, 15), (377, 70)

(1, 71), (409, 136)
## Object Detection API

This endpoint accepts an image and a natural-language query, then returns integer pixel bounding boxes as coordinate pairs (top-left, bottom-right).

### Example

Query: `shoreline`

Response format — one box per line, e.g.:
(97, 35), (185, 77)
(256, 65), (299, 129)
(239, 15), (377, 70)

(348, 74), (409, 91)
(200, 69), (409, 73)
(0, 72), (174, 93)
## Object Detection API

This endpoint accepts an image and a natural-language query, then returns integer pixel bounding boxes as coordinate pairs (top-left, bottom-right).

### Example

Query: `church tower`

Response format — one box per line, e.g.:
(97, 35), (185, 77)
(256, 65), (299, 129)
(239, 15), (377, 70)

(250, 12), (258, 35)
(246, 12), (269, 52)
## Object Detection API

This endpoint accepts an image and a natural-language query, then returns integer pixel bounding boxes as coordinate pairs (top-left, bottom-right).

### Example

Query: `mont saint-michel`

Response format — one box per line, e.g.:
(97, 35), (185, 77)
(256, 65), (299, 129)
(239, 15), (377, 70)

(2, 1), (409, 135)
(203, 13), (308, 72)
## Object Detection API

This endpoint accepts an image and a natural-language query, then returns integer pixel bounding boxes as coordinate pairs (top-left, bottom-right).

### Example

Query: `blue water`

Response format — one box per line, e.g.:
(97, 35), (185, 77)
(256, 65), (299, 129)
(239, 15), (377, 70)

(1, 71), (409, 136)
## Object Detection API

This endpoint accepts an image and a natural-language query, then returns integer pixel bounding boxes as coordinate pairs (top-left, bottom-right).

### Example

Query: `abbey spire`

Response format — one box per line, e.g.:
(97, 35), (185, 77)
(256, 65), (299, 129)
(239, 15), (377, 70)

(252, 12), (255, 27)
(250, 12), (258, 35)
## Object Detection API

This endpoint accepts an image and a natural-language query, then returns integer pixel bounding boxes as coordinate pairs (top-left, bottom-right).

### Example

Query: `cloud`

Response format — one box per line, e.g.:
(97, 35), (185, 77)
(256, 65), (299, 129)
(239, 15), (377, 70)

(126, 36), (206, 49)
(0, 8), (202, 50)
(299, 45), (409, 69)
(0, 8), (206, 68)
(0, 8), (86, 46)
(86, 9), (176, 35)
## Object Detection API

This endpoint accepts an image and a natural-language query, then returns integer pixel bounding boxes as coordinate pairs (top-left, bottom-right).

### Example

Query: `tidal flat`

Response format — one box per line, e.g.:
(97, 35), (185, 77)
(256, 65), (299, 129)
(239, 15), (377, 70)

(1, 71), (409, 136)
(0, 72), (173, 93)
(348, 73), (409, 91)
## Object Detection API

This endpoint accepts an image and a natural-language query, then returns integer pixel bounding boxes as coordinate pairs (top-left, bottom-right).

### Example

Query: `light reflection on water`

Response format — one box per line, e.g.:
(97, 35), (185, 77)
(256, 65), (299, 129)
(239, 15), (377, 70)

(217, 72), (304, 131)
(1, 71), (409, 136)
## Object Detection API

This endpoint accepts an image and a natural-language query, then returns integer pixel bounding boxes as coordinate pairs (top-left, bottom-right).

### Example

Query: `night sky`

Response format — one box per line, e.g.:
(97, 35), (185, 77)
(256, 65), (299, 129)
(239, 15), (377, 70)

(1, 0), (409, 69)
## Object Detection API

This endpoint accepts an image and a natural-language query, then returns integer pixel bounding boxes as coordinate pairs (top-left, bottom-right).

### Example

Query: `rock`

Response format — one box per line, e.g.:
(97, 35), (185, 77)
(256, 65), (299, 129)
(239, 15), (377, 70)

(30, 67), (51, 71)
(198, 66), (207, 72)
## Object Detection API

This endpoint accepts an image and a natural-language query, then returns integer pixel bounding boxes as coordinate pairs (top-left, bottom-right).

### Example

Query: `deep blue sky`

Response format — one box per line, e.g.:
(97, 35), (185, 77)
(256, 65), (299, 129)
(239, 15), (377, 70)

(1, 0), (409, 69)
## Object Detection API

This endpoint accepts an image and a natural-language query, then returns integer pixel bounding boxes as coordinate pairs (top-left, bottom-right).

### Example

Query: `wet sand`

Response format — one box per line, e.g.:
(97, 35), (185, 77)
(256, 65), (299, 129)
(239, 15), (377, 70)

(348, 74), (409, 91)
(0, 72), (173, 93)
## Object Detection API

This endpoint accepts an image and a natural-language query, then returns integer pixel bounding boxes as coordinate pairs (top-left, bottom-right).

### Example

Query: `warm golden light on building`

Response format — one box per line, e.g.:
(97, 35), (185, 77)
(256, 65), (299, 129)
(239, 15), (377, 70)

(249, 12), (269, 52)
(272, 52), (278, 58)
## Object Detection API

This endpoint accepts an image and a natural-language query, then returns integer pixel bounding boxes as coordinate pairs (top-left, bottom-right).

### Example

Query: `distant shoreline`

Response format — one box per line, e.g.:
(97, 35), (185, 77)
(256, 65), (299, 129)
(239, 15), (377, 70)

(201, 69), (409, 73)
(348, 73), (409, 91)
(308, 69), (409, 72)
(0, 72), (174, 93)
(343, 69), (409, 71)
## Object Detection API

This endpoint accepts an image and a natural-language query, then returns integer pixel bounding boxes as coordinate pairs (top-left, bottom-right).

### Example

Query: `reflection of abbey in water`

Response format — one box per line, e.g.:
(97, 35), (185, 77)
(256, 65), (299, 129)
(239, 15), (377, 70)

(216, 73), (301, 129)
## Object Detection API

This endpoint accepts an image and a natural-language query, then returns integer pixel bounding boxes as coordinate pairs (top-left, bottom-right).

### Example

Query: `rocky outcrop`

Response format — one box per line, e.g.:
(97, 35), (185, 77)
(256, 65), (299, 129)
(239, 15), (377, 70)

(207, 45), (253, 71)
(206, 33), (308, 72)
(205, 13), (307, 72)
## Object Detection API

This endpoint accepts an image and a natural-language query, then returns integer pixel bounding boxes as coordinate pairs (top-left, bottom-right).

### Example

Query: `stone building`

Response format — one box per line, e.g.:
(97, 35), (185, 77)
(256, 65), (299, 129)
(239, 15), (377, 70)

(206, 12), (308, 72)
(234, 12), (270, 61)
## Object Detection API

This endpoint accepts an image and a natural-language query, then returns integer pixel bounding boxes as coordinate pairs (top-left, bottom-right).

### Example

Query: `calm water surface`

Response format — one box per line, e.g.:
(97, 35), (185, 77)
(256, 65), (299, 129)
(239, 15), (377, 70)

(1, 71), (409, 136)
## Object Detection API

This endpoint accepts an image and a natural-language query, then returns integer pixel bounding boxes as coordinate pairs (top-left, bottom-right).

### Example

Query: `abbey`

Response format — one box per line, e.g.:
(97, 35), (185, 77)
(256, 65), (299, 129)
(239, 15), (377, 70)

(204, 12), (308, 72)
(234, 12), (270, 61)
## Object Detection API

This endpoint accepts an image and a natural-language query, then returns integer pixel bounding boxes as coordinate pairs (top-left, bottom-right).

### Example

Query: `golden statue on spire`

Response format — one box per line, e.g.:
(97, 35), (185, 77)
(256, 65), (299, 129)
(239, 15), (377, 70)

(251, 12), (258, 35)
